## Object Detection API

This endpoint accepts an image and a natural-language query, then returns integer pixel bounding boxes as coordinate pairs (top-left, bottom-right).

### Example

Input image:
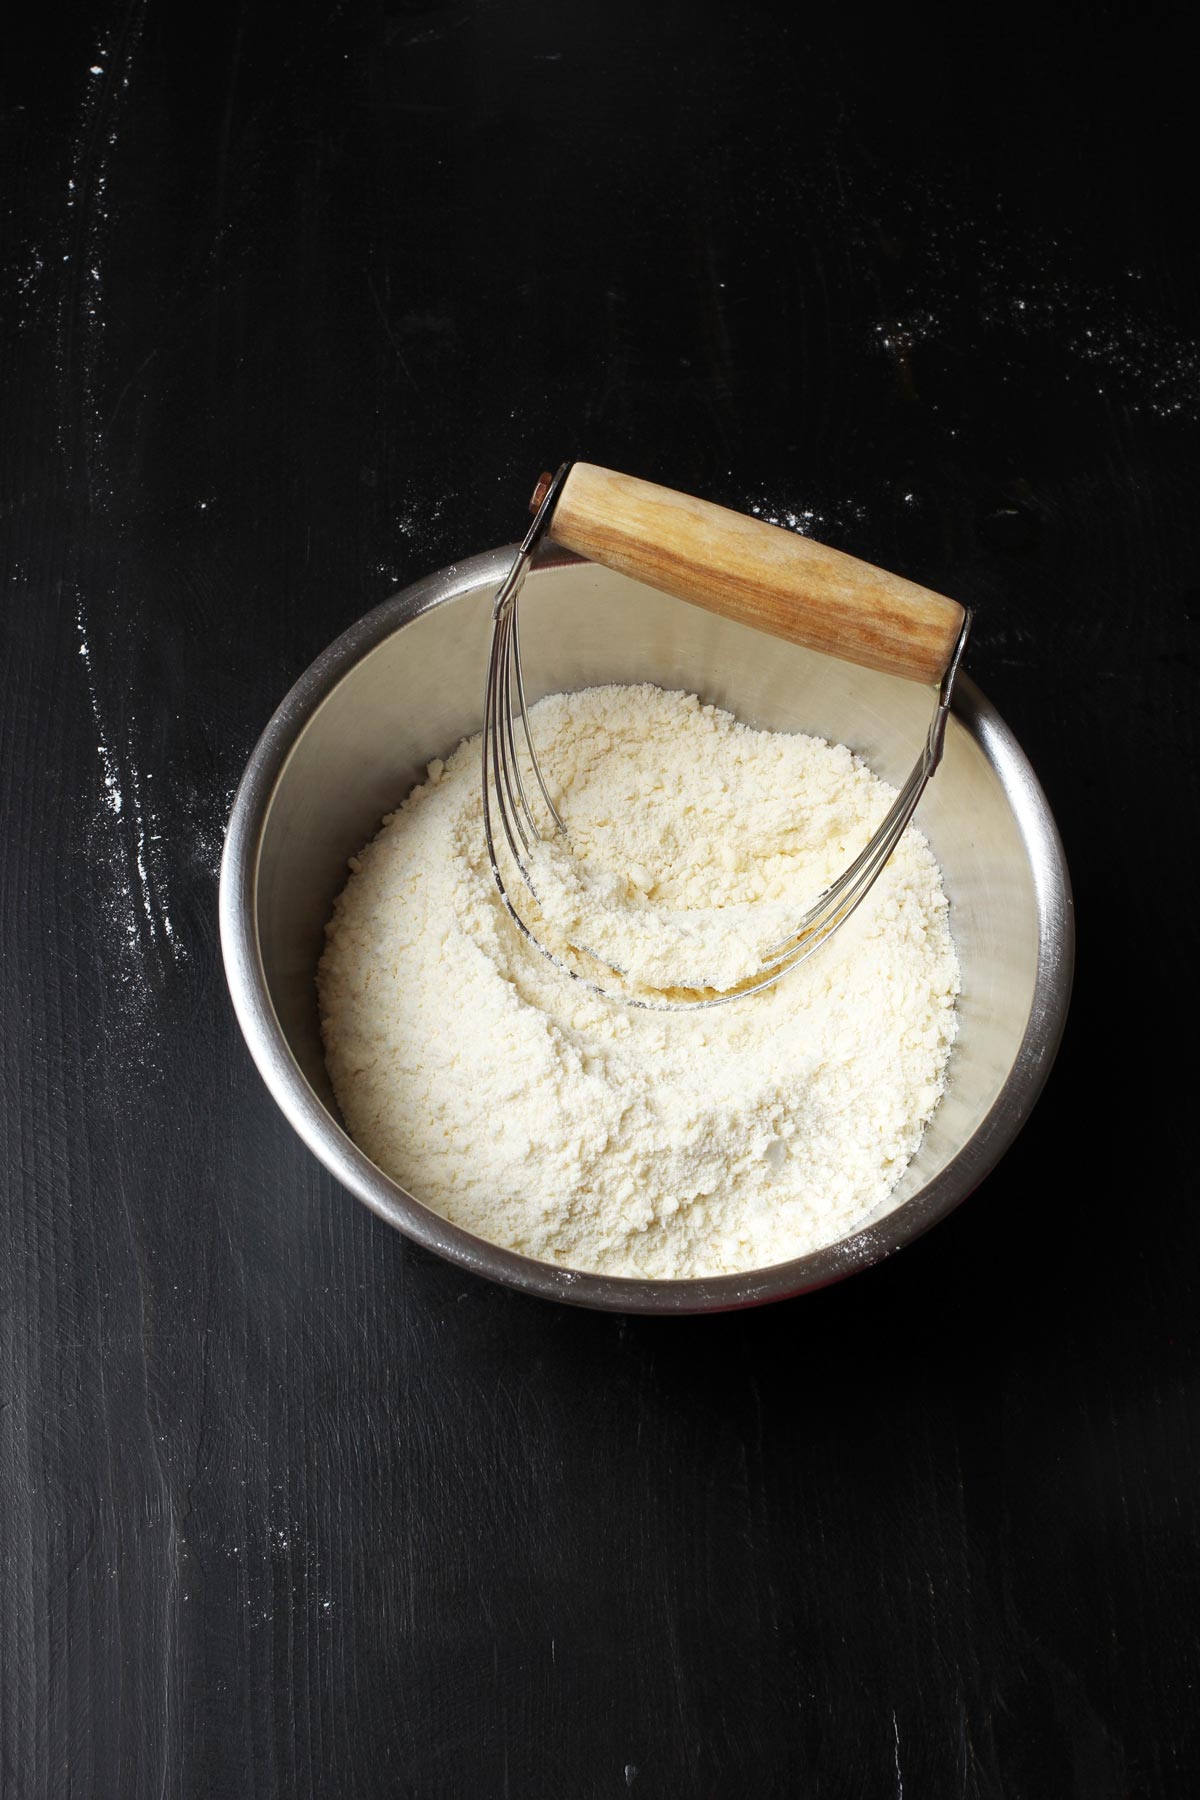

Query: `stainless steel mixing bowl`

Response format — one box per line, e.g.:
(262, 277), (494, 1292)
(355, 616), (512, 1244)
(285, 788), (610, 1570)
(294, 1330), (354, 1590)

(219, 547), (1073, 1313)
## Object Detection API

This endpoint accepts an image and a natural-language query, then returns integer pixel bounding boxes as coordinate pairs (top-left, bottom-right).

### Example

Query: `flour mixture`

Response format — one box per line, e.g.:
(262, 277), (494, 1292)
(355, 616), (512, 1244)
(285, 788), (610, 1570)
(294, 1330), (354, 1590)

(317, 685), (960, 1279)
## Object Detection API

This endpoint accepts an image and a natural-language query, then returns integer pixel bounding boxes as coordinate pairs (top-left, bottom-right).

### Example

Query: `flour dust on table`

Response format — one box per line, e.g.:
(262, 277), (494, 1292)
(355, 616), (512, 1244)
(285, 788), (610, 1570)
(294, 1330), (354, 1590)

(318, 686), (960, 1279)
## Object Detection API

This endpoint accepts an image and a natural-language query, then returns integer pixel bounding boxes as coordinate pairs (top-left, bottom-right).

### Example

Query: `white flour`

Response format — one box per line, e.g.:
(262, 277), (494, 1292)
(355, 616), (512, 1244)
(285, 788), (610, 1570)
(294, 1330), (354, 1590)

(318, 686), (960, 1279)
(525, 833), (808, 994)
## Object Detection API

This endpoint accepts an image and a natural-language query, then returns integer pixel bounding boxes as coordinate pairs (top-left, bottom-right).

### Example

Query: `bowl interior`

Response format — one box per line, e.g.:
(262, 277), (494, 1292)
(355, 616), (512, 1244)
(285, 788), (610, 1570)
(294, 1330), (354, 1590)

(251, 553), (1054, 1258)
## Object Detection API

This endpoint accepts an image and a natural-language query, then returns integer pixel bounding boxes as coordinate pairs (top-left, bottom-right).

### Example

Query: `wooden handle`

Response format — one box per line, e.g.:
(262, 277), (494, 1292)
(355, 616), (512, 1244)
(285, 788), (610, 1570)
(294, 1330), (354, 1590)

(544, 462), (965, 684)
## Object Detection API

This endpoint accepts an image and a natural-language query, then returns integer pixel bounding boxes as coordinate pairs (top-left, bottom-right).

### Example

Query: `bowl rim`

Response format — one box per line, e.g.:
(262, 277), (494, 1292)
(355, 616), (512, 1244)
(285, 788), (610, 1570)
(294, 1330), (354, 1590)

(219, 546), (1074, 1314)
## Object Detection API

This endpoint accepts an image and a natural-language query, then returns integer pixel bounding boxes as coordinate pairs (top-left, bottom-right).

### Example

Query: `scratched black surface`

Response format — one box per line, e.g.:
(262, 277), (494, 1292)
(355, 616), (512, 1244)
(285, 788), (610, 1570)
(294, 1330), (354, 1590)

(2, 5), (1198, 1796)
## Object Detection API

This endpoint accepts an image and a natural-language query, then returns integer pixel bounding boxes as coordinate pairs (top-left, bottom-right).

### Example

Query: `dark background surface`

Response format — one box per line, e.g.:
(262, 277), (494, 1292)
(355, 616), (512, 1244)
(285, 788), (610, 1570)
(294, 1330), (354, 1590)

(3, 4), (1197, 1795)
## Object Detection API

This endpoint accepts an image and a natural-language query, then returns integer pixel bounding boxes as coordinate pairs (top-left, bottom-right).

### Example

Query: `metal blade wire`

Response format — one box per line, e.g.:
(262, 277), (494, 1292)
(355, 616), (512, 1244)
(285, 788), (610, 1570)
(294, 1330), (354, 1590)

(498, 610), (535, 854)
(512, 602), (565, 837)
(484, 609), (530, 880)
(758, 763), (931, 980)
(481, 539), (971, 1010)
(760, 751), (930, 968)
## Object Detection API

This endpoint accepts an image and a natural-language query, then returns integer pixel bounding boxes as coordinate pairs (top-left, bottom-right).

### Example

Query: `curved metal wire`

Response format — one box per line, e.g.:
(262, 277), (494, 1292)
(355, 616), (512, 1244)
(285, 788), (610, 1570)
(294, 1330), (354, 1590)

(482, 476), (972, 1010)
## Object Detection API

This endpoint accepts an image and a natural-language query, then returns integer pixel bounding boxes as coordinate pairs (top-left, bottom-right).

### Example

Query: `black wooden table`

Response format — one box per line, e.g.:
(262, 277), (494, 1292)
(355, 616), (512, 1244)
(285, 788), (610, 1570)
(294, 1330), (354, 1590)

(4, 7), (1197, 1795)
